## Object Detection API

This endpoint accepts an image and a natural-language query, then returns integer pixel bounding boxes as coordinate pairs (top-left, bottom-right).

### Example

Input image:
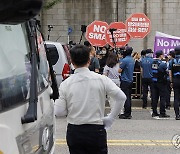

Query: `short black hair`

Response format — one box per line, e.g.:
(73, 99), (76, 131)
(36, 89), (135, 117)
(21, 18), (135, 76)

(174, 46), (180, 55)
(84, 41), (91, 47)
(141, 49), (146, 56)
(70, 44), (90, 66)
(168, 50), (175, 58)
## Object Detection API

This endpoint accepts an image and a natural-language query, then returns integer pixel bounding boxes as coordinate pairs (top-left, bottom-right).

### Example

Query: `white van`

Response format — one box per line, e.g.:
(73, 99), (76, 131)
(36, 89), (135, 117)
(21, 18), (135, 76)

(0, 0), (59, 153)
(45, 41), (72, 87)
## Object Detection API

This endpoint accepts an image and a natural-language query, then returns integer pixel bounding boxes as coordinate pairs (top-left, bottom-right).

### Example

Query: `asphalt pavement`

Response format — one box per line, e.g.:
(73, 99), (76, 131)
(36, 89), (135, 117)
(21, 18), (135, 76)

(55, 99), (180, 154)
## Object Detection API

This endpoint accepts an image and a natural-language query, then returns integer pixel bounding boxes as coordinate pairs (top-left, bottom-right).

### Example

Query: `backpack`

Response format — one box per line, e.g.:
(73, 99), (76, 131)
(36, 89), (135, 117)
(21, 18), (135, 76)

(172, 58), (180, 78)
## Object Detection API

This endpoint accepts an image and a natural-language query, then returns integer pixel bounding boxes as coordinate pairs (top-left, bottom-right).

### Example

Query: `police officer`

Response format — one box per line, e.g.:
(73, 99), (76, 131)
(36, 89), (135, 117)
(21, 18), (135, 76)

(165, 51), (175, 109)
(151, 50), (170, 118)
(118, 47), (135, 119)
(169, 46), (180, 120)
(140, 49), (154, 109)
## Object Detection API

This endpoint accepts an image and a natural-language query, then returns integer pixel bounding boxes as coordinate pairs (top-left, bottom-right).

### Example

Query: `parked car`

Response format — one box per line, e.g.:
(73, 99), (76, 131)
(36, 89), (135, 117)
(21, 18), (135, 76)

(45, 41), (72, 87)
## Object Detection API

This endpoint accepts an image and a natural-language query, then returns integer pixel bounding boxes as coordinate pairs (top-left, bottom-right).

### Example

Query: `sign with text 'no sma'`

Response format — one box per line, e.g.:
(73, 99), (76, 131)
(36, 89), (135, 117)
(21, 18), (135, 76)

(86, 21), (108, 47)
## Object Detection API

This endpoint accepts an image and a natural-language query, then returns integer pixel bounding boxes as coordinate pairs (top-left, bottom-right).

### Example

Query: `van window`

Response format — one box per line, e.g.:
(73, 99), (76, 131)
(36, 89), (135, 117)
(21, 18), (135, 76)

(0, 24), (31, 112)
(0, 24), (49, 112)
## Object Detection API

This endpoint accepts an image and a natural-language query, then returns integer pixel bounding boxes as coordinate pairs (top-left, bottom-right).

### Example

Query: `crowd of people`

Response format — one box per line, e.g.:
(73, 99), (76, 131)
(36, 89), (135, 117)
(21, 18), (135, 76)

(81, 41), (180, 120)
(55, 42), (180, 154)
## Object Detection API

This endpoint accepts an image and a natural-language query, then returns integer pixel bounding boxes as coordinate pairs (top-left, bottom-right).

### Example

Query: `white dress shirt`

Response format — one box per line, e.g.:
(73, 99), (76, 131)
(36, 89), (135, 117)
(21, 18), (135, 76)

(55, 67), (125, 125)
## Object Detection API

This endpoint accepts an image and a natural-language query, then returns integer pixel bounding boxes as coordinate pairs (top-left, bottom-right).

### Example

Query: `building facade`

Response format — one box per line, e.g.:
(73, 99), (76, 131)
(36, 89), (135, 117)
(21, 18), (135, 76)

(41, 0), (180, 52)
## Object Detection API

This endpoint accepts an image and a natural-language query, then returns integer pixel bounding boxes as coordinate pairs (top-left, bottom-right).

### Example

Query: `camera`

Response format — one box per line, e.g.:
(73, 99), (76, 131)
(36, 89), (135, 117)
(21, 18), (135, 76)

(109, 28), (117, 33)
(81, 25), (87, 33)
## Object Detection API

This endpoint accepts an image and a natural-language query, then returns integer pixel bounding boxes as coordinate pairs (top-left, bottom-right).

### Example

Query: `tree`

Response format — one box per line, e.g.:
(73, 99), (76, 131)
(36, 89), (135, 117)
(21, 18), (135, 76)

(44, 0), (62, 10)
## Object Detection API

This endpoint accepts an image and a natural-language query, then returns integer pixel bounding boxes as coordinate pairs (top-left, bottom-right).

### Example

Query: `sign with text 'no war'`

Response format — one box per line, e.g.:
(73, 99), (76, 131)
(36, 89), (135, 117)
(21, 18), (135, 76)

(154, 31), (180, 56)
(86, 21), (108, 47)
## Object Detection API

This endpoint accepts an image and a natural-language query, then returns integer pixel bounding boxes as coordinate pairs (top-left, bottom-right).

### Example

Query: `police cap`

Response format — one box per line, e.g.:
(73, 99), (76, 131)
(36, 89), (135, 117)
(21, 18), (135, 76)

(155, 50), (163, 57)
(125, 47), (133, 55)
(146, 49), (153, 54)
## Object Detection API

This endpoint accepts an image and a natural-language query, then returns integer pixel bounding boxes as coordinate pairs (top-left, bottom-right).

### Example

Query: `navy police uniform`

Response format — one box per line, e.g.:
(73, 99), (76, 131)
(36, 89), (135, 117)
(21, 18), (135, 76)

(151, 50), (170, 118)
(169, 52), (180, 120)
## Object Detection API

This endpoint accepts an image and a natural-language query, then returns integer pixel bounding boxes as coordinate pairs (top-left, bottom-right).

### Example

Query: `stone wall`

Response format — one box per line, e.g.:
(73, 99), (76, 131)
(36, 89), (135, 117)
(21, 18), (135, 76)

(41, 0), (180, 52)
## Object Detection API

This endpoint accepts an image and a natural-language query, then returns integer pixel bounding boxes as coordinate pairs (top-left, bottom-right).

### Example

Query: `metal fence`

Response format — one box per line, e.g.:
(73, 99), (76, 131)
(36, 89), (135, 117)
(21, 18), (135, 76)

(132, 72), (142, 98)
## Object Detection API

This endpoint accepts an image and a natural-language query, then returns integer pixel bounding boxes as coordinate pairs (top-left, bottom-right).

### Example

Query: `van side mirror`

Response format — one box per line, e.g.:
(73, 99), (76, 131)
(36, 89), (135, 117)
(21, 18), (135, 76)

(0, 0), (43, 24)
(46, 44), (59, 66)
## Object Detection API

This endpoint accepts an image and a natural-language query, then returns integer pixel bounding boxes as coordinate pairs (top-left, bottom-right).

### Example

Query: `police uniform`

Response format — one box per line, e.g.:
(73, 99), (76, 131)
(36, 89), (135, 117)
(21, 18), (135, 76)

(151, 50), (170, 118)
(140, 49), (154, 108)
(119, 55), (135, 119)
(169, 54), (180, 120)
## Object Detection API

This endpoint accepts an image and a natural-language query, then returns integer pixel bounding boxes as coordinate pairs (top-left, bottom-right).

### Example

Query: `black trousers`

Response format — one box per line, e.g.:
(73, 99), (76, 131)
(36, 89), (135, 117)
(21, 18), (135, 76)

(151, 82), (167, 115)
(120, 81), (133, 116)
(173, 78), (180, 117)
(142, 78), (153, 107)
(166, 81), (171, 107)
(66, 124), (107, 154)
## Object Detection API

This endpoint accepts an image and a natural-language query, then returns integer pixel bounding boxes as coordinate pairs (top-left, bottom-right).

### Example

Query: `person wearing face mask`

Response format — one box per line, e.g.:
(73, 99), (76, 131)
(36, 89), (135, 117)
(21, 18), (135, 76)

(89, 46), (100, 73)
(140, 49), (154, 109)
(98, 47), (108, 74)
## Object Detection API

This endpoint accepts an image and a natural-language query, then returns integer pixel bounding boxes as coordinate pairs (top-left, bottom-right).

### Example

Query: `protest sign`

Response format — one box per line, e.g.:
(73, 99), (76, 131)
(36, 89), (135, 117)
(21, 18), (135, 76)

(86, 20), (108, 47)
(154, 31), (180, 56)
(105, 22), (130, 48)
(126, 13), (151, 38)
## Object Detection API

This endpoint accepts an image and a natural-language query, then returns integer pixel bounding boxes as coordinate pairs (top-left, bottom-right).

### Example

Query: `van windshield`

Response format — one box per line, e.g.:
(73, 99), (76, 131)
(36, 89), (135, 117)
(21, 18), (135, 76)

(0, 24), (31, 112)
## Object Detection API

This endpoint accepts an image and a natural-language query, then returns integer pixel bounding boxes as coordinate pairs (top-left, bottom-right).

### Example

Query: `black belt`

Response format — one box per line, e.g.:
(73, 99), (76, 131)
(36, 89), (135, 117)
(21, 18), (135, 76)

(68, 123), (104, 129)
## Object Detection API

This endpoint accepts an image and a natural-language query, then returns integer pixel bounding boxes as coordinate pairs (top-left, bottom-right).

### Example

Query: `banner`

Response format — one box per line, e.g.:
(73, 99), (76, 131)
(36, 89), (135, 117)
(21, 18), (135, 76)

(154, 31), (180, 56)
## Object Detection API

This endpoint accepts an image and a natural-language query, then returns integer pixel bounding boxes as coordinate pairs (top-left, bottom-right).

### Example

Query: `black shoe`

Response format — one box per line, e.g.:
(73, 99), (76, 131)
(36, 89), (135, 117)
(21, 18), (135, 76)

(152, 113), (159, 117)
(166, 106), (171, 110)
(159, 114), (170, 118)
(119, 114), (132, 119)
(142, 106), (147, 109)
(175, 115), (180, 120)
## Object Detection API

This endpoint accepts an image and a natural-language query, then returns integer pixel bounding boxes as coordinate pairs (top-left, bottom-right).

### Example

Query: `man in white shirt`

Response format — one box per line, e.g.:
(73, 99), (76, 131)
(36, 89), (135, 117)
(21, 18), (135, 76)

(55, 44), (126, 154)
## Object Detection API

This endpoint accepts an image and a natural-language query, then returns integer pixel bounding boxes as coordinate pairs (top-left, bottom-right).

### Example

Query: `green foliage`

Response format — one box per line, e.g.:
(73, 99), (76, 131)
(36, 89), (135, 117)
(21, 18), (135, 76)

(44, 0), (62, 10)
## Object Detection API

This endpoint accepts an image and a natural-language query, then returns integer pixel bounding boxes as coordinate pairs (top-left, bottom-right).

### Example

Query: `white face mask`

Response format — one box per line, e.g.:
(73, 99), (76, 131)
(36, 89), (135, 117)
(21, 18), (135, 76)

(101, 50), (106, 55)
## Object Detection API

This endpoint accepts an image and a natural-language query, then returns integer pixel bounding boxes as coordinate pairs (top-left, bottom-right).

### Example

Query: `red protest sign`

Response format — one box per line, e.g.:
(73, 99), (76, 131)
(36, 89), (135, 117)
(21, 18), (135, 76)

(105, 22), (130, 48)
(86, 21), (108, 47)
(126, 13), (151, 38)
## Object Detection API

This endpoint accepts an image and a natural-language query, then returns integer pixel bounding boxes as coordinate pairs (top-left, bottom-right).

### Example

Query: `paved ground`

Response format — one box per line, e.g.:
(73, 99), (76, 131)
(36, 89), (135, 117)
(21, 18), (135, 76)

(55, 105), (180, 154)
